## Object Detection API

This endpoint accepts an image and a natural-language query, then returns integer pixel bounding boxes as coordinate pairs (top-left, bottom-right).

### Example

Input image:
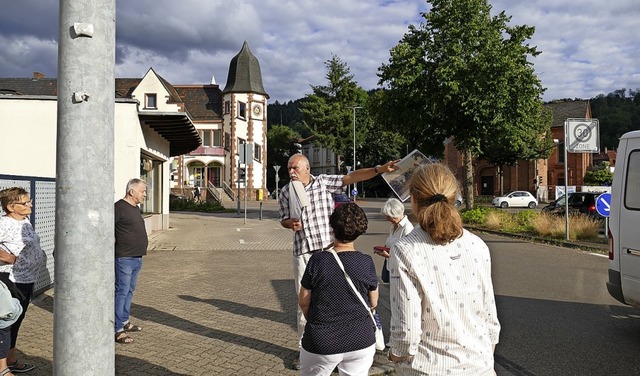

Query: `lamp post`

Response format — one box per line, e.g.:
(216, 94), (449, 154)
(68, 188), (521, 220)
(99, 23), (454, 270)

(347, 106), (362, 202)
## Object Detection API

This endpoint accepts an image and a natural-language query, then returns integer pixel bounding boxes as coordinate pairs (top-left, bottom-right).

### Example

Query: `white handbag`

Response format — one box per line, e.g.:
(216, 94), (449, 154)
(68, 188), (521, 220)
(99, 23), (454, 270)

(329, 249), (386, 351)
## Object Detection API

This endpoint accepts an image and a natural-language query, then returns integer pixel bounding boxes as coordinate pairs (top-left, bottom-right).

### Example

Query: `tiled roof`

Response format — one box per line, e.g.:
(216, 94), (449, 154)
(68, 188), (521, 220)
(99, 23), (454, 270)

(222, 41), (268, 97)
(174, 85), (223, 121)
(0, 78), (58, 96)
(115, 78), (141, 98)
(544, 99), (591, 128)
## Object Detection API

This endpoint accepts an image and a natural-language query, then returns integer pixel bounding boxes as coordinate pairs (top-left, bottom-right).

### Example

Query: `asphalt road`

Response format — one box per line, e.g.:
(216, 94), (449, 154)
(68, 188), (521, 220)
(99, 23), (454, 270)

(252, 199), (640, 375)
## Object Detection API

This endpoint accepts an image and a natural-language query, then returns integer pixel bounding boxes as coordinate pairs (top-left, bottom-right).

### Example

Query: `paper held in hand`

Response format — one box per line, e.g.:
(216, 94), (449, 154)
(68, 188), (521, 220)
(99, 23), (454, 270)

(381, 149), (434, 202)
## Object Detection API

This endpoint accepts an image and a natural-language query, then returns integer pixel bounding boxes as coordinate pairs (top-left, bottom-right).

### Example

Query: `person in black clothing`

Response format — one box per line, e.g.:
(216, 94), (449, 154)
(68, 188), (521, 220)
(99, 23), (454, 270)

(298, 203), (378, 376)
(114, 178), (148, 344)
(193, 186), (201, 202)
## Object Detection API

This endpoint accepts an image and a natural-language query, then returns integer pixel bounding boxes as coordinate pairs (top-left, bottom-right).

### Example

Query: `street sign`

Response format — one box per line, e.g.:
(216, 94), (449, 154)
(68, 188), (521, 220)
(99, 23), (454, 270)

(566, 119), (600, 153)
(239, 143), (254, 164)
(596, 192), (612, 217)
(351, 189), (358, 196)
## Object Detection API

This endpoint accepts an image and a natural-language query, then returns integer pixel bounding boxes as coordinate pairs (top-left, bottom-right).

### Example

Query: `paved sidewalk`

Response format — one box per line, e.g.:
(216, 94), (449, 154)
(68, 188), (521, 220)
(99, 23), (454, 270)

(15, 209), (396, 375)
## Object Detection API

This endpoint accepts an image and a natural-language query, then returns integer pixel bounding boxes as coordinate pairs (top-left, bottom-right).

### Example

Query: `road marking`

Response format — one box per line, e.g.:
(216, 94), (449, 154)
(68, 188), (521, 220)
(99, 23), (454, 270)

(239, 239), (261, 244)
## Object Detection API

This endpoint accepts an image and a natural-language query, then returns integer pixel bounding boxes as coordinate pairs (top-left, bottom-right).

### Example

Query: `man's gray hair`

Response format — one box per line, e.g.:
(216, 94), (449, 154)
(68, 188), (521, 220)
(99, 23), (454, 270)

(381, 198), (405, 217)
(126, 178), (146, 195)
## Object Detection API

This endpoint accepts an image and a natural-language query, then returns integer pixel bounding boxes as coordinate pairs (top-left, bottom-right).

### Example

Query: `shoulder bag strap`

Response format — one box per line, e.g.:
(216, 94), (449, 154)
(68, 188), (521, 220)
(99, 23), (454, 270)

(328, 249), (377, 327)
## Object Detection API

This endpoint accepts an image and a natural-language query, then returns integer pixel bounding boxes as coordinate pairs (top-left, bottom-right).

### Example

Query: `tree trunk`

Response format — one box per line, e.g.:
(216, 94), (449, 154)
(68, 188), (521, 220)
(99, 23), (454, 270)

(499, 164), (504, 196)
(463, 149), (474, 209)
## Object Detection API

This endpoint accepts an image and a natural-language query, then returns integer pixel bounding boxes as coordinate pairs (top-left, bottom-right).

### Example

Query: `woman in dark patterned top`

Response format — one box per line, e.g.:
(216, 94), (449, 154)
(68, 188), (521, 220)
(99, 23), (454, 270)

(298, 203), (378, 376)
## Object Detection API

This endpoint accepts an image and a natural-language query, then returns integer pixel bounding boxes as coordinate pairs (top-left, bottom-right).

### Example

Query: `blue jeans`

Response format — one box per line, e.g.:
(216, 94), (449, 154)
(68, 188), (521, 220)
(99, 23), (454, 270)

(115, 257), (142, 333)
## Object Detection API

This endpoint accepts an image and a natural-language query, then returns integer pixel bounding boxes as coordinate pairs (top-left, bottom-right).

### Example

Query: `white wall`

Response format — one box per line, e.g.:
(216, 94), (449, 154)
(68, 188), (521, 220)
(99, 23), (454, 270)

(0, 98), (57, 177)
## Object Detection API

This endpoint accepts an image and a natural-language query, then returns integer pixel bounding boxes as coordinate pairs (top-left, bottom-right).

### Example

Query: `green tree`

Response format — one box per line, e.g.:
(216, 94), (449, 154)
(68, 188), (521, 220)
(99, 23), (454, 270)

(266, 125), (301, 191)
(583, 162), (614, 186)
(377, 0), (545, 208)
(480, 105), (554, 194)
(300, 55), (367, 172)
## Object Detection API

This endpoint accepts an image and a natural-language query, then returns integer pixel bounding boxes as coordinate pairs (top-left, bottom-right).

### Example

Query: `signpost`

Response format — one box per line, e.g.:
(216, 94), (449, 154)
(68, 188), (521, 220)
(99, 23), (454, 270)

(563, 118), (600, 240)
(596, 192), (612, 243)
(273, 165), (281, 201)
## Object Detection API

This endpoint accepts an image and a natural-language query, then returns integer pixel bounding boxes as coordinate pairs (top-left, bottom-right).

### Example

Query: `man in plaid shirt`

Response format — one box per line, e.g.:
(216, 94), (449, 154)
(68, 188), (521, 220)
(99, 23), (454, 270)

(279, 154), (397, 370)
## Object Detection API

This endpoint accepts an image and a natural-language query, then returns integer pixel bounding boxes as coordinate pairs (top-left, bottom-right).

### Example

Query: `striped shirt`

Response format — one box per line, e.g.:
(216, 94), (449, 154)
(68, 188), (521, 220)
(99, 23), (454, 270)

(279, 174), (344, 256)
(388, 228), (500, 375)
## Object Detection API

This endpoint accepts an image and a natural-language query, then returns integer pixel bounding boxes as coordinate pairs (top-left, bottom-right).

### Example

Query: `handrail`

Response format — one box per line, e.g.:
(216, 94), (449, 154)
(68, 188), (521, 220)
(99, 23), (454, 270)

(222, 181), (236, 201)
(206, 181), (221, 203)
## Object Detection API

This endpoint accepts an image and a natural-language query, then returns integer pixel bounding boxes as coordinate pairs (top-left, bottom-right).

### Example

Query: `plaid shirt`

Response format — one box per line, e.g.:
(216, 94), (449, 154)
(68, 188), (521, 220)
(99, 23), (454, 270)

(279, 174), (344, 256)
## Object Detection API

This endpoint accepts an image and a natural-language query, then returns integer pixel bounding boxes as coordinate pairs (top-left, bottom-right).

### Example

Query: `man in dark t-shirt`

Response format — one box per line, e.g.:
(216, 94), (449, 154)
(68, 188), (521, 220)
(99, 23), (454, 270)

(114, 178), (148, 344)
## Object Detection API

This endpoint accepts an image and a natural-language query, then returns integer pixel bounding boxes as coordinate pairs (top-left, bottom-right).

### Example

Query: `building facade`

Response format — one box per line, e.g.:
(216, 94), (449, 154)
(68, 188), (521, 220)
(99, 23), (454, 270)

(172, 41), (269, 202)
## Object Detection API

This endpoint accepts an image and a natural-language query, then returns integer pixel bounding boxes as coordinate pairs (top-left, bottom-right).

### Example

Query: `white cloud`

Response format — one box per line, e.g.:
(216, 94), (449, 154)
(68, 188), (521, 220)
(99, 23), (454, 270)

(0, 0), (638, 102)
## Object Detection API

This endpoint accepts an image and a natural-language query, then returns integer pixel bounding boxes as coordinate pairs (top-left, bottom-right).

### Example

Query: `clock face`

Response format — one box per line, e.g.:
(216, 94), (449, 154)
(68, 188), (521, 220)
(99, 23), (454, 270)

(252, 104), (262, 116)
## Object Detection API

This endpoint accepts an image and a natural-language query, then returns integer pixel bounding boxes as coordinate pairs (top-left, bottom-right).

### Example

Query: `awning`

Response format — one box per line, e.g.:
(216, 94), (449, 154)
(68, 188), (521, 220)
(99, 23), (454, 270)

(139, 112), (201, 157)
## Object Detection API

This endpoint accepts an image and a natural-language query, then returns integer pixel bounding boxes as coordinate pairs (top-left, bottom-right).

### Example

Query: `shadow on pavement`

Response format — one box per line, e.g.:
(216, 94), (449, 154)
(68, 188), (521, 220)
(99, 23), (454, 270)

(131, 302), (298, 367)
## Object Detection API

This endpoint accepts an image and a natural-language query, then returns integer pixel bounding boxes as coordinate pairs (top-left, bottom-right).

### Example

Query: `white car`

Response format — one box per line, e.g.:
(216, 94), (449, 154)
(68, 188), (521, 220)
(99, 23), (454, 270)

(492, 191), (537, 209)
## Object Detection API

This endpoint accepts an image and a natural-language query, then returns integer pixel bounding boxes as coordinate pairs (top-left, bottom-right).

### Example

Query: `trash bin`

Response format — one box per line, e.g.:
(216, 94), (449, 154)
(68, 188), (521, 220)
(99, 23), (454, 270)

(256, 188), (264, 201)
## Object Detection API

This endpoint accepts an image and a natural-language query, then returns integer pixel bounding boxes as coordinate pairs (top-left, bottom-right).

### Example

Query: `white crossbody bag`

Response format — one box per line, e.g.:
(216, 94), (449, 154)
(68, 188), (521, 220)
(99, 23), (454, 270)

(328, 249), (385, 351)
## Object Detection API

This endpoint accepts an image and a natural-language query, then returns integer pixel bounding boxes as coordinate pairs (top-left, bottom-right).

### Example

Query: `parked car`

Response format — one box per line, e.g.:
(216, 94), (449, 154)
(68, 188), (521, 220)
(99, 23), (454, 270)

(333, 193), (352, 209)
(541, 192), (603, 218)
(492, 191), (537, 209)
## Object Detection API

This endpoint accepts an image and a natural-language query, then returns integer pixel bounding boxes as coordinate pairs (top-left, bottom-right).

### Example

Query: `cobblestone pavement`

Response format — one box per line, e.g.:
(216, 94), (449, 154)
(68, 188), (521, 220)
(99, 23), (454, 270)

(15, 205), (396, 375)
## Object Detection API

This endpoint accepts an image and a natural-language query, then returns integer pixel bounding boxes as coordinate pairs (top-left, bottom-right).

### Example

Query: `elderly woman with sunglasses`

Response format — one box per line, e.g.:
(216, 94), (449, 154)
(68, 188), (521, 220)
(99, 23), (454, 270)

(0, 187), (45, 374)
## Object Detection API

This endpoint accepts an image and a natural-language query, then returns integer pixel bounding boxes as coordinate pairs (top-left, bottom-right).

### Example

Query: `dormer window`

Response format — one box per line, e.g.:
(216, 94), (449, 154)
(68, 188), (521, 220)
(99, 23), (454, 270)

(145, 94), (157, 109)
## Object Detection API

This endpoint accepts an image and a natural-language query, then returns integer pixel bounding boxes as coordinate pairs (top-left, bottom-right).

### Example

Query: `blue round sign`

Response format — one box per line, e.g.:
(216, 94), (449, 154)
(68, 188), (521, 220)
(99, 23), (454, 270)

(351, 189), (358, 196)
(595, 192), (612, 217)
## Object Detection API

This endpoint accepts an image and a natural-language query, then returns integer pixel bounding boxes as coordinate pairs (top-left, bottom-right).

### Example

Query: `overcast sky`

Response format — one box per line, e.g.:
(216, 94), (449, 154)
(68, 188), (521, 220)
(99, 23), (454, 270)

(1, 0), (638, 103)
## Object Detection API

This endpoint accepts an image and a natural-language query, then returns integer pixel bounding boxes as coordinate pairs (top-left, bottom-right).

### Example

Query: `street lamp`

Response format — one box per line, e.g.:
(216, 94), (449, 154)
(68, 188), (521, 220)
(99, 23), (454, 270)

(347, 106), (362, 202)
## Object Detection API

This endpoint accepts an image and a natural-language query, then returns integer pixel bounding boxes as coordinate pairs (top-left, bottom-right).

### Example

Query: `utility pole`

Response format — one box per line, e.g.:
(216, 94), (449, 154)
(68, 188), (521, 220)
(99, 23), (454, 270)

(55, 1), (116, 375)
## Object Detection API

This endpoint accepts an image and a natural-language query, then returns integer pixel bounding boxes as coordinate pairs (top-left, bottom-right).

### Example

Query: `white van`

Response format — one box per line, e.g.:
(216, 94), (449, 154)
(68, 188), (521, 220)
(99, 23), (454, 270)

(607, 130), (640, 307)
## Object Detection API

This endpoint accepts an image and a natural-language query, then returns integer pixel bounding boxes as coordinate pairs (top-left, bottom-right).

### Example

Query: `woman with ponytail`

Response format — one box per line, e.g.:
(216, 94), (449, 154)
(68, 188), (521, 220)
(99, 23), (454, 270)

(387, 163), (500, 375)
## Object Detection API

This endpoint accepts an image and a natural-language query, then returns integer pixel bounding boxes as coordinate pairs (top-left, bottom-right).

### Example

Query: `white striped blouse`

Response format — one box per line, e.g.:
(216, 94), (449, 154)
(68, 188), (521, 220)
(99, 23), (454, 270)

(388, 228), (500, 375)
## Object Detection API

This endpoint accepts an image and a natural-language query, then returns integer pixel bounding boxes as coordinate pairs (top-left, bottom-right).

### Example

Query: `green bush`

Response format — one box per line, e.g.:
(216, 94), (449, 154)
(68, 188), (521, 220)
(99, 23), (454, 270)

(461, 207), (491, 225)
(169, 199), (233, 213)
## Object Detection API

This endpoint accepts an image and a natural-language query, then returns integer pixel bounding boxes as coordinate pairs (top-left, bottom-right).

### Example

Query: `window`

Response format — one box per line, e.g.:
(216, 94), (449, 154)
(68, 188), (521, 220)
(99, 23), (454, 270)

(625, 150), (640, 209)
(238, 101), (246, 119)
(224, 100), (231, 114)
(213, 130), (222, 146)
(140, 155), (162, 214)
(225, 132), (231, 151)
(202, 130), (212, 146)
(558, 143), (565, 163)
(145, 94), (157, 109)
(254, 143), (262, 162)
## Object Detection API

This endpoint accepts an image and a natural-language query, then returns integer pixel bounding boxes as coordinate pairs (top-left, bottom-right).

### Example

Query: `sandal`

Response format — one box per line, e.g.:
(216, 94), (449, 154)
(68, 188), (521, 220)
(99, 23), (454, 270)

(123, 322), (142, 332)
(115, 331), (134, 344)
(0, 368), (12, 376)
(7, 361), (34, 374)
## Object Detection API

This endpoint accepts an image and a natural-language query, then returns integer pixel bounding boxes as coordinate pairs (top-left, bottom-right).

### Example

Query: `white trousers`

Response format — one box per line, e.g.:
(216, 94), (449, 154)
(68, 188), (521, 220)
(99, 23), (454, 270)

(293, 251), (314, 345)
(300, 344), (376, 376)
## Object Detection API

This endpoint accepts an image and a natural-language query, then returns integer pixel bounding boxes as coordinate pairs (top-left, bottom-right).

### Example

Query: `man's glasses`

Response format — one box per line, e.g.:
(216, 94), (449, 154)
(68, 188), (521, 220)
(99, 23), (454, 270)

(14, 200), (32, 206)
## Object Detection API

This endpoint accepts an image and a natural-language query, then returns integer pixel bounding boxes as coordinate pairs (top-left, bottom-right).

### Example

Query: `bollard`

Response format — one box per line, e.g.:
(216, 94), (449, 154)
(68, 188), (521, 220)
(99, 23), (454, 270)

(260, 201), (263, 220)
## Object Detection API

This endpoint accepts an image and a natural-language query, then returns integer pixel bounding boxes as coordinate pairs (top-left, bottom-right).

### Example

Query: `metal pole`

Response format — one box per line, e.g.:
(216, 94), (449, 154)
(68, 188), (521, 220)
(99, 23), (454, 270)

(347, 106), (361, 202)
(260, 201), (263, 220)
(244, 146), (247, 224)
(564, 121), (570, 241)
(55, 1), (115, 374)
(352, 107), (356, 203)
(237, 157), (241, 215)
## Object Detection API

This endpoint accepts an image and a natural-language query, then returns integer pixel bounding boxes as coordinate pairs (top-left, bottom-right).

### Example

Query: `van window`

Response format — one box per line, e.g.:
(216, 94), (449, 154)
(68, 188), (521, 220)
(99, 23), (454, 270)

(625, 150), (640, 209)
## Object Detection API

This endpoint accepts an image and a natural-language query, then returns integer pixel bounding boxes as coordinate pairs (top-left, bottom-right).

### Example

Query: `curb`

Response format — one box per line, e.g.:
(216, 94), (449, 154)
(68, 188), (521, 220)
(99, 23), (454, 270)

(465, 226), (608, 254)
